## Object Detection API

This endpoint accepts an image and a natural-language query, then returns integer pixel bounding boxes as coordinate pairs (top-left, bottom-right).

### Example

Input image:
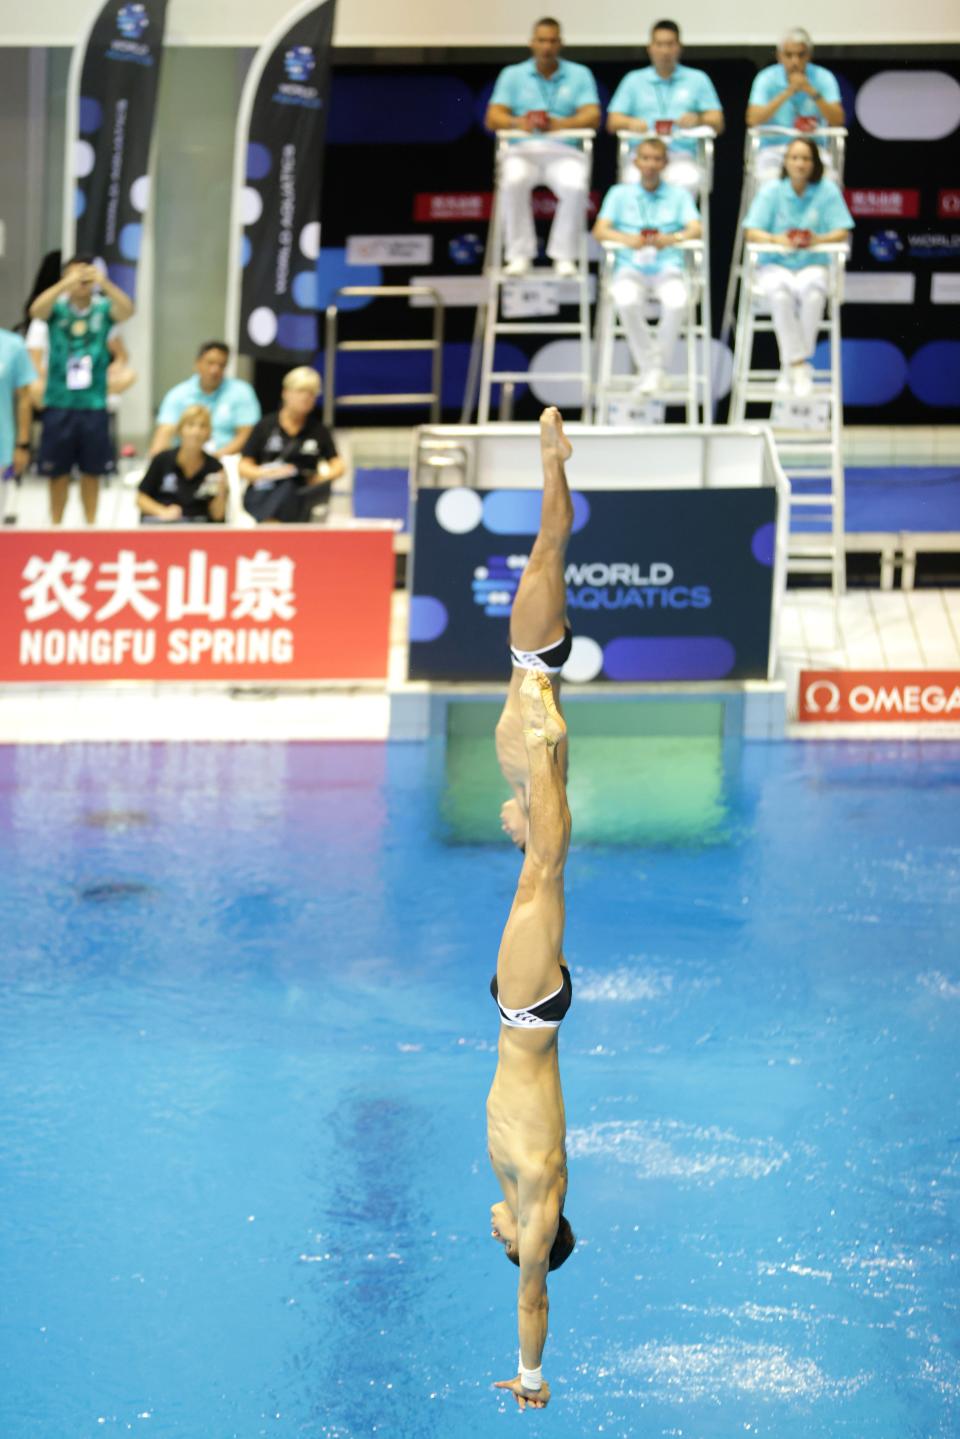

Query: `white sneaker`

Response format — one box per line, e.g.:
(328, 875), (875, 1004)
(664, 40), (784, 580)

(792, 362), (814, 398)
(552, 259), (577, 279)
(635, 368), (663, 396)
(503, 257), (530, 277)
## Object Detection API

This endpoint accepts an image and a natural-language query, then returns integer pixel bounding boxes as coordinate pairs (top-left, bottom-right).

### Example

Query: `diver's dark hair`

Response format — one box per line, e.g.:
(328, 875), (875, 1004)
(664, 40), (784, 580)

(651, 19), (681, 39)
(533, 16), (561, 32)
(505, 1215), (576, 1271)
(197, 339), (231, 359)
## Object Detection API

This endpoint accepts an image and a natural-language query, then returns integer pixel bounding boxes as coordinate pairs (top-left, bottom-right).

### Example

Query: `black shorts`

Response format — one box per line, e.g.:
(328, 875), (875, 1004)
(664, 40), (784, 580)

(37, 408), (113, 479)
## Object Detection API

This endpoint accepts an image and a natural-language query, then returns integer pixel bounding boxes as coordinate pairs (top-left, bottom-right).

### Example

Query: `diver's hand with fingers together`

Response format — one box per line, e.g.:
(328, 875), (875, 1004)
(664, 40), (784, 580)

(539, 405), (572, 464)
(494, 1374), (551, 1410)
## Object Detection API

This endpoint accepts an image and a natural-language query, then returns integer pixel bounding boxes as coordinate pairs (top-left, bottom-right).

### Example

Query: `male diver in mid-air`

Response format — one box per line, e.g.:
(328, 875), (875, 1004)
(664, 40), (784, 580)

(496, 407), (574, 852)
(488, 670), (575, 1410)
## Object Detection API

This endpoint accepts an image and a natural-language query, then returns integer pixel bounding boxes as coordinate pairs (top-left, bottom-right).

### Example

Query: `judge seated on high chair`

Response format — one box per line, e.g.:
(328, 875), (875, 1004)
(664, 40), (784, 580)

(746, 28), (844, 184)
(592, 138), (701, 398)
(485, 17), (600, 279)
(606, 18), (724, 196)
(742, 137), (853, 398)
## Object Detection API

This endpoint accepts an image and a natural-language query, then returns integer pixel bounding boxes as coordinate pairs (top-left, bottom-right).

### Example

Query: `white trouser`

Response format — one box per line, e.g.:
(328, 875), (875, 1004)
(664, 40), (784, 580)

(499, 141), (590, 262)
(754, 264), (829, 365)
(621, 150), (703, 198)
(610, 269), (689, 373)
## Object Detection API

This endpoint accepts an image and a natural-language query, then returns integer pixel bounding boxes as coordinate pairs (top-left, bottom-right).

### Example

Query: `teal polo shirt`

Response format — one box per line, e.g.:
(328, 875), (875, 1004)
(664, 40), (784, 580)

(748, 62), (842, 143)
(608, 63), (722, 154)
(598, 181), (700, 275)
(743, 178), (853, 269)
(156, 374), (261, 450)
(44, 295), (113, 411)
(489, 57), (599, 143)
(0, 329), (36, 468)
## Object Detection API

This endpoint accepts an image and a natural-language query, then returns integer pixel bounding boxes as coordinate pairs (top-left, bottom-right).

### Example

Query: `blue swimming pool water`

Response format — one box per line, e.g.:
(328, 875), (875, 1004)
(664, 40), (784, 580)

(1, 738), (958, 1439)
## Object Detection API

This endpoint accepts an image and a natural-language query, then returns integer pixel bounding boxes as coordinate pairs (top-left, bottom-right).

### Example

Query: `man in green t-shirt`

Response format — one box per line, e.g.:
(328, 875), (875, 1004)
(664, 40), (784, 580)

(29, 255), (135, 524)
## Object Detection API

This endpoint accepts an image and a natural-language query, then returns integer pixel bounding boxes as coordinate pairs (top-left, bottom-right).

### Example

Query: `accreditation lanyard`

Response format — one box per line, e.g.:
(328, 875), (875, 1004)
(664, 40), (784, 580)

(775, 184), (821, 233)
(630, 186), (666, 230)
(653, 74), (676, 117)
(533, 64), (561, 114)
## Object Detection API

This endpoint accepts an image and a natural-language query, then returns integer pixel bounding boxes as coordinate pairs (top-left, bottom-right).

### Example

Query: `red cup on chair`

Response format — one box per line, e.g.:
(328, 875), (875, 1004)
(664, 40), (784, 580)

(655, 118), (674, 135)
(526, 109), (550, 131)
(787, 228), (813, 248)
(794, 114), (818, 133)
(640, 229), (660, 240)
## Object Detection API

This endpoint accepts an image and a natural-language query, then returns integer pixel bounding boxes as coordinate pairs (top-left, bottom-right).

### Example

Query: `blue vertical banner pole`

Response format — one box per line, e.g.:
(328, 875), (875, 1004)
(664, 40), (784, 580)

(226, 0), (337, 365)
(63, 0), (168, 299)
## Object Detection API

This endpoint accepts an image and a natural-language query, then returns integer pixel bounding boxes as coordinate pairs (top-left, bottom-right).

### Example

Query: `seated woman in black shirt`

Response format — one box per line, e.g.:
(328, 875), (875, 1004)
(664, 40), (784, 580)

(137, 405), (227, 523)
(239, 365), (345, 524)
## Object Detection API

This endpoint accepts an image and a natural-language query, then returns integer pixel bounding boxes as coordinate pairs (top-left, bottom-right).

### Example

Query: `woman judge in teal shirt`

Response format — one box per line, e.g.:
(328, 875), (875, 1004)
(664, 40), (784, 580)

(743, 138), (853, 397)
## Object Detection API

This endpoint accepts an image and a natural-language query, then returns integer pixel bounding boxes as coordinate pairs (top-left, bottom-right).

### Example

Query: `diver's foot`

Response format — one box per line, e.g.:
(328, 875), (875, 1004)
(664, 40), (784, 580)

(519, 670), (566, 749)
(539, 407), (572, 464)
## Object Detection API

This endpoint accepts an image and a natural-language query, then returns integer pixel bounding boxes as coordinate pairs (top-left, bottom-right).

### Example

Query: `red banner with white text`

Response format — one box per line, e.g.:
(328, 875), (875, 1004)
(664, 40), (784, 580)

(0, 530), (394, 682)
(799, 670), (960, 722)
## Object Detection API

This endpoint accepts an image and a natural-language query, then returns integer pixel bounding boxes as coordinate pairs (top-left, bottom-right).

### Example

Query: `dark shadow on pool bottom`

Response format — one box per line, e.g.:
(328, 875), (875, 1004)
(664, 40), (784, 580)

(280, 1091), (443, 1435)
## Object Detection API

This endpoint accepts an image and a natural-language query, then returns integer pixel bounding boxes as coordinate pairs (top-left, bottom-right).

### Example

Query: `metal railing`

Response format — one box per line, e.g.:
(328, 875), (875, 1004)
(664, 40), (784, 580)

(323, 285), (444, 425)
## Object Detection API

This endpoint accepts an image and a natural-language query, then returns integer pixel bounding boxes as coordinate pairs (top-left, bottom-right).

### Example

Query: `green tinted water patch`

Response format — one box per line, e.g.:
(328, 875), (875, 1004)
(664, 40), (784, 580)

(441, 700), (729, 846)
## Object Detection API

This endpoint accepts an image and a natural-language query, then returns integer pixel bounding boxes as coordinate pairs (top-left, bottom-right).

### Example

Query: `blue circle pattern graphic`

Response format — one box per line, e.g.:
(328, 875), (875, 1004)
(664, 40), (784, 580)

(117, 3), (148, 39)
(106, 264), (137, 300)
(603, 637), (737, 681)
(74, 188), (87, 220)
(312, 249), (382, 311)
(118, 224), (142, 261)
(481, 490), (590, 535)
(908, 342), (960, 408)
(751, 522), (775, 567)
(813, 338), (907, 407)
(276, 315), (318, 352)
(246, 143), (272, 181)
(409, 596), (448, 643)
(240, 236), (252, 268)
(79, 96), (103, 134)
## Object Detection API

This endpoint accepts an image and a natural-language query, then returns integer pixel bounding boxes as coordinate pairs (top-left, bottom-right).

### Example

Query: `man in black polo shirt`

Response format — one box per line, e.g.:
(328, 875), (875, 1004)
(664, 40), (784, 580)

(239, 366), (344, 523)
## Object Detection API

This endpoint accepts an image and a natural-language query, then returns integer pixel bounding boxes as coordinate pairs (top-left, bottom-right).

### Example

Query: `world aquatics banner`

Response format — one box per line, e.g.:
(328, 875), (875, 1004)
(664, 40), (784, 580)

(68, 0), (168, 299)
(408, 488), (779, 683)
(231, 0), (337, 362)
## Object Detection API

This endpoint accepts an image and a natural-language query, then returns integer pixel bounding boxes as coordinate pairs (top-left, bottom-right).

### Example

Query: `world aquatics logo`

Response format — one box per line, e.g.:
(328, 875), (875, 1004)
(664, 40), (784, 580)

(284, 46), (316, 83)
(116, 2), (149, 39)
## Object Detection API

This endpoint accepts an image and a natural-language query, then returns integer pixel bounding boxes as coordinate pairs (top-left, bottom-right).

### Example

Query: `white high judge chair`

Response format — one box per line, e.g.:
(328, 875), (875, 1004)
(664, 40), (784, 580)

(464, 130), (596, 423)
(729, 241), (849, 594)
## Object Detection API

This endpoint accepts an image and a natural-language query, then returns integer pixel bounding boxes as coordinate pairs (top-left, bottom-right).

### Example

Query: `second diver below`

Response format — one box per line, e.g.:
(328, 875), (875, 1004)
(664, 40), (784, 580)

(487, 670), (576, 1411)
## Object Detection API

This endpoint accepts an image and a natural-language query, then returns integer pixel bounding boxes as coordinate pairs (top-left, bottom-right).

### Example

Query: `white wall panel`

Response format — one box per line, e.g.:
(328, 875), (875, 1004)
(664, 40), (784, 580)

(5, 0), (960, 47)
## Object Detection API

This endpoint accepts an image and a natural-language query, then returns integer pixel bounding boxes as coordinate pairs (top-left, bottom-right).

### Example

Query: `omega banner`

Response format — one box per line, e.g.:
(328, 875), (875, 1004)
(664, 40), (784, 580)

(69, 0), (169, 299)
(408, 489), (779, 683)
(799, 670), (960, 722)
(0, 531), (393, 683)
(232, 0), (336, 362)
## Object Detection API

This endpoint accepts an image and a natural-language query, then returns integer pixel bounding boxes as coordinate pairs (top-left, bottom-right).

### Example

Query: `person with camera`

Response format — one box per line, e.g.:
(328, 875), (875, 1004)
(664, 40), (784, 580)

(28, 254), (134, 524)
